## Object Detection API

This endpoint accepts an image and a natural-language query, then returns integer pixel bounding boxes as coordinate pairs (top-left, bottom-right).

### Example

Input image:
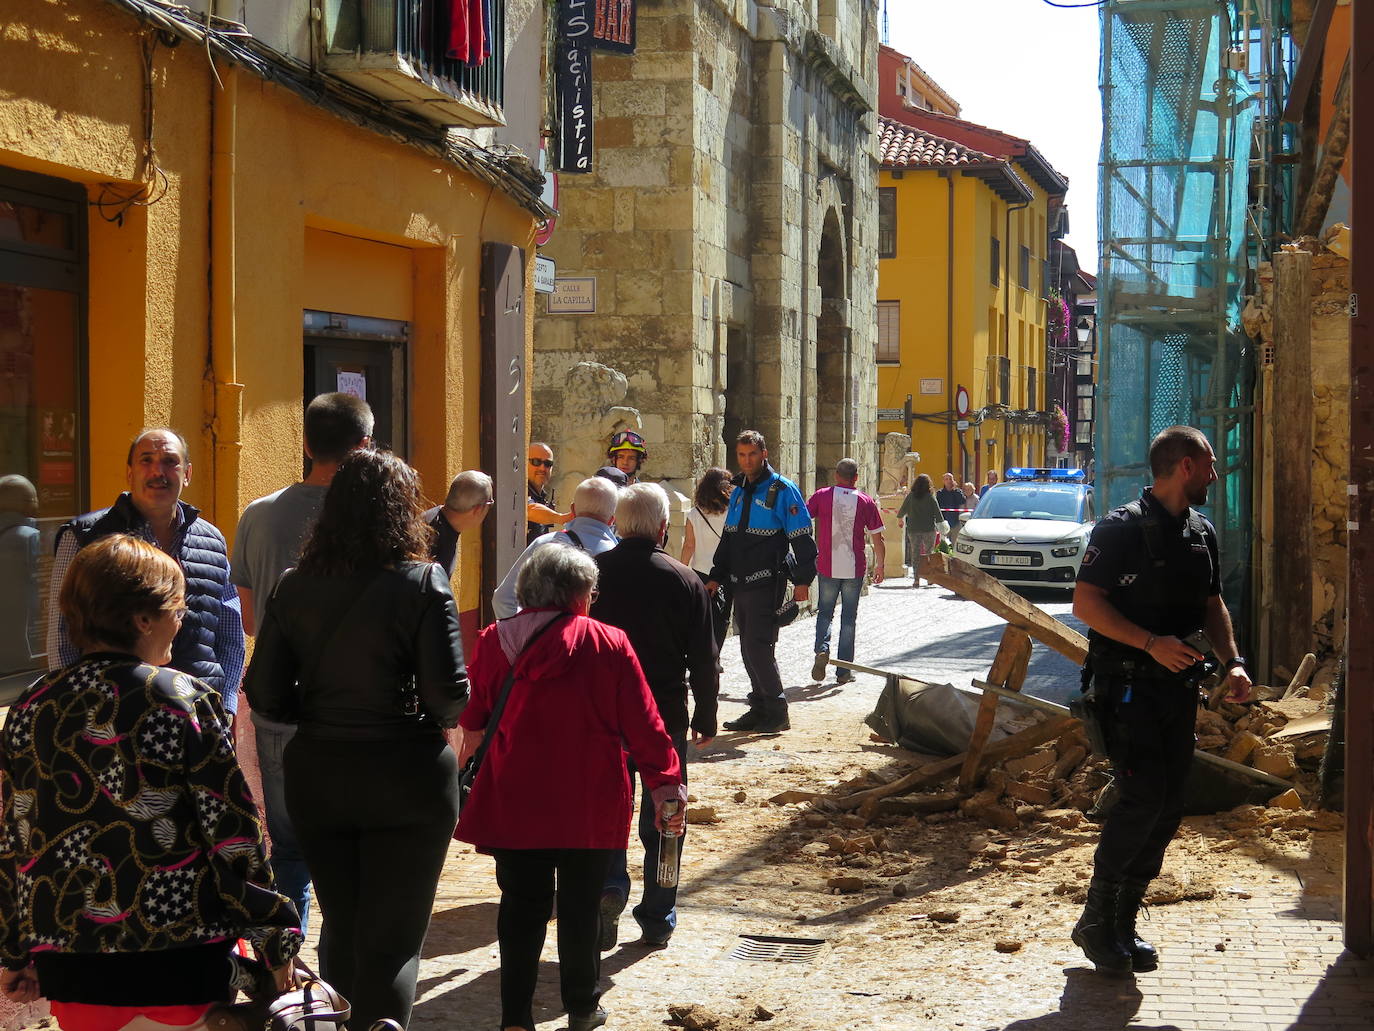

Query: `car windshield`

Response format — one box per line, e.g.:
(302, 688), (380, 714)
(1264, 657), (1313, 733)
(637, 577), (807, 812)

(973, 484), (1086, 522)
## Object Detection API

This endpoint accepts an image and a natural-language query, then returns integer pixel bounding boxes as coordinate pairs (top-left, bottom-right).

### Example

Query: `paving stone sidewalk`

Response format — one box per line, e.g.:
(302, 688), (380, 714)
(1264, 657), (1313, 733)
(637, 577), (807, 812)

(397, 576), (1372, 1031)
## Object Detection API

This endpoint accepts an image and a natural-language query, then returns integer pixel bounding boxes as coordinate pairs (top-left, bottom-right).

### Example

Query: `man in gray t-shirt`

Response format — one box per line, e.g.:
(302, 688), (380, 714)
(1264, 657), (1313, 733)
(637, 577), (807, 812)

(232, 482), (329, 632)
(230, 392), (372, 934)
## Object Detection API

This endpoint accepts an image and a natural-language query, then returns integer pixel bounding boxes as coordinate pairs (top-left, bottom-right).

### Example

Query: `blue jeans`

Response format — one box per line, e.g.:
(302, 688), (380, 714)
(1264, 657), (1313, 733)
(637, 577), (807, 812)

(254, 716), (314, 934)
(813, 575), (863, 664)
(604, 733), (689, 942)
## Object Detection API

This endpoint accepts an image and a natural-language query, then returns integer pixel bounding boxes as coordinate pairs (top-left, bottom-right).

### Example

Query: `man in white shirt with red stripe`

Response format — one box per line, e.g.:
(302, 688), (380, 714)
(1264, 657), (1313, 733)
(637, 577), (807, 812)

(805, 458), (885, 685)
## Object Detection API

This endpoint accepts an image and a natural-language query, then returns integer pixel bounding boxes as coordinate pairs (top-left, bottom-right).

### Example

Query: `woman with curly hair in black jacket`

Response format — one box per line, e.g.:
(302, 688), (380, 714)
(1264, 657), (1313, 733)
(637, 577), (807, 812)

(244, 449), (468, 1031)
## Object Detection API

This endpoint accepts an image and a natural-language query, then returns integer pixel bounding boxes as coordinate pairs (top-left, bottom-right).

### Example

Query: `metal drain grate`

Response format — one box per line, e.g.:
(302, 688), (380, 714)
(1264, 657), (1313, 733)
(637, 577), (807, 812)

(728, 934), (825, 963)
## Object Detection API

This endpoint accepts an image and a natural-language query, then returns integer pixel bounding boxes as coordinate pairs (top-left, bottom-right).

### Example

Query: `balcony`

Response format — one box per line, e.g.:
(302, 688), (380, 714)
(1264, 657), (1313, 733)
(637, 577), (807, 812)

(323, 0), (504, 128)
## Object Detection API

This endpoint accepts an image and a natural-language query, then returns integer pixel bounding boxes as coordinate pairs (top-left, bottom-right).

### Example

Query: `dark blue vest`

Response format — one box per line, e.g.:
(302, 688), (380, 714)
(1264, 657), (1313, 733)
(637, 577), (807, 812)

(60, 494), (229, 691)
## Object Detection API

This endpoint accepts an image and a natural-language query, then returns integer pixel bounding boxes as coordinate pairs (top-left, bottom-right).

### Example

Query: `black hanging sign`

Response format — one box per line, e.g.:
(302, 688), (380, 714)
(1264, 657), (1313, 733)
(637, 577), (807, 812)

(554, 40), (593, 173)
(558, 0), (592, 42)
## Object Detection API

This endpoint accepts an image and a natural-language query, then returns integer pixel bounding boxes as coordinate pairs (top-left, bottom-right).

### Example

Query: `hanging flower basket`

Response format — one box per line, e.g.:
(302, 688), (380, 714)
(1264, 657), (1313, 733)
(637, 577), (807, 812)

(1050, 403), (1070, 453)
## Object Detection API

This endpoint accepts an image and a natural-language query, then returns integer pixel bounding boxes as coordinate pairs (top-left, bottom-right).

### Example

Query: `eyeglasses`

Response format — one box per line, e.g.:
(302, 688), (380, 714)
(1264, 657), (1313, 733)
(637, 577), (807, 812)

(529, 458), (554, 469)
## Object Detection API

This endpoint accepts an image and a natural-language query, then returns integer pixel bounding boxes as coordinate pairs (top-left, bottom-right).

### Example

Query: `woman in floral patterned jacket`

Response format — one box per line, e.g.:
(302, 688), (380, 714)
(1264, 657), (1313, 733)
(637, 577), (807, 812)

(0, 534), (300, 1031)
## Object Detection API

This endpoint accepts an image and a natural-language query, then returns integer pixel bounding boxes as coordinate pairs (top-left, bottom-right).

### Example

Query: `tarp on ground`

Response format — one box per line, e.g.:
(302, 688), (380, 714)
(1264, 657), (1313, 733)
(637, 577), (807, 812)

(864, 676), (1018, 757)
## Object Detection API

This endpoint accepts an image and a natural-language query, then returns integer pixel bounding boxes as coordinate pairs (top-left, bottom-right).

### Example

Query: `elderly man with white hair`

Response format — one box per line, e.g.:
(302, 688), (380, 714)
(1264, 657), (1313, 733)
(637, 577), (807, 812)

(589, 482), (718, 951)
(425, 469), (495, 578)
(491, 476), (620, 619)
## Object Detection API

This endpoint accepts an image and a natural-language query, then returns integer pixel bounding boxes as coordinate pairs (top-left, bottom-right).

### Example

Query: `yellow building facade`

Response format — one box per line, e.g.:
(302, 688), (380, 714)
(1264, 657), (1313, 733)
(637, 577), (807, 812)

(875, 114), (1067, 485)
(0, 0), (546, 690)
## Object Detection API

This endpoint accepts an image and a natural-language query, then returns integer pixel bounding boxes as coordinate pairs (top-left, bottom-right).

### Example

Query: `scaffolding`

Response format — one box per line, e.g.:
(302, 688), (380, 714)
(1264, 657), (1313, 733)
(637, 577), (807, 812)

(1098, 0), (1292, 614)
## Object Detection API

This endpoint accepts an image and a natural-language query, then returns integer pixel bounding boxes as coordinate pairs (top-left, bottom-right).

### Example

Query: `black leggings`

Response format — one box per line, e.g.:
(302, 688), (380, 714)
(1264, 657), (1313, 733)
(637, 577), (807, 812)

(285, 734), (459, 1031)
(491, 848), (614, 1031)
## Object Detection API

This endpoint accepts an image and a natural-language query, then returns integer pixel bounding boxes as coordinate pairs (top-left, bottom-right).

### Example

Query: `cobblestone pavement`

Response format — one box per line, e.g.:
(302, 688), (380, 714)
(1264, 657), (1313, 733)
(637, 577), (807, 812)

(5, 577), (1366, 1031)
(357, 575), (1372, 1031)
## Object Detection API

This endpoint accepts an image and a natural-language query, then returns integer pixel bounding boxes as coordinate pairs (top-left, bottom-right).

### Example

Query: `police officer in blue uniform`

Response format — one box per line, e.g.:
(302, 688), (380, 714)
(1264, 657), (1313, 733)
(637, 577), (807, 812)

(706, 430), (817, 733)
(1071, 426), (1252, 974)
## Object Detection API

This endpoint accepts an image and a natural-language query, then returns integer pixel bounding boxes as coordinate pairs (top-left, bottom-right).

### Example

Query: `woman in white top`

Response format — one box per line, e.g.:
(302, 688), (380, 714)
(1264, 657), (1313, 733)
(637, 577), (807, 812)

(681, 466), (733, 648)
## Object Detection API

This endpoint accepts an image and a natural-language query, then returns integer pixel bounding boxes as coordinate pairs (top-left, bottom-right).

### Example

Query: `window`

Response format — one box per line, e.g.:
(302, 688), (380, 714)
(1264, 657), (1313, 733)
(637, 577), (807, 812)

(1019, 245), (1030, 290)
(0, 166), (88, 695)
(987, 354), (1010, 404)
(1026, 366), (1038, 409)
(878, 187), (897, 259)
(1042, 259), (1052, 299)
(990, 237), (1000, 286)
(877, 301), (900, 363)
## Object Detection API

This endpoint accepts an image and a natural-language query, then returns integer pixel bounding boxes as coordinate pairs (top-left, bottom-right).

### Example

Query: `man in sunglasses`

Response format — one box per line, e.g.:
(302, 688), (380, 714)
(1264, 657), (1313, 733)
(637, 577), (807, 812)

(526, 442), (572, 545)
(425, 470), (494, 579)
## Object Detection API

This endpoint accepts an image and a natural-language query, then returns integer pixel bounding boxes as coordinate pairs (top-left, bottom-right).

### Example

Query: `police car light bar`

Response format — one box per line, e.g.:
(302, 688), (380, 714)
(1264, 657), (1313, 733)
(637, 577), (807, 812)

(1005, 467), (1087, 482)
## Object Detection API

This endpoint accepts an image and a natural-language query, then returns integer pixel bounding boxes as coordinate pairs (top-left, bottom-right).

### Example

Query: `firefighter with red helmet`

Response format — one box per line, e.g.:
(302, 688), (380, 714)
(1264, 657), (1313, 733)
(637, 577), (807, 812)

(607, 430), (647, 485)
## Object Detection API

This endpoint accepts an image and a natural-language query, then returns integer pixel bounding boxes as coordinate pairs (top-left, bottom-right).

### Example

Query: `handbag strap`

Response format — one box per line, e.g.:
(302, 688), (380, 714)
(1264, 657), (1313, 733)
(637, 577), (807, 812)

(693, 507), (722, 540)
(469, 612), (571, 773)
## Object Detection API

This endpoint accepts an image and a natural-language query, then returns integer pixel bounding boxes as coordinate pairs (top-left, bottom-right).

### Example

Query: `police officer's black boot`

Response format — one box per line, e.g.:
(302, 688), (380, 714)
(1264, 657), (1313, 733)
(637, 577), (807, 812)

(1116, 877), (1158, 972)
(1072, 875), (1132, 974)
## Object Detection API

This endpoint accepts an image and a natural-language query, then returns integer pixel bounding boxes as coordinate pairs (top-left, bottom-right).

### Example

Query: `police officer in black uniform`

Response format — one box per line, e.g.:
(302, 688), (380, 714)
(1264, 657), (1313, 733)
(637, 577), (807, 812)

(1071, 425), (1252, 974)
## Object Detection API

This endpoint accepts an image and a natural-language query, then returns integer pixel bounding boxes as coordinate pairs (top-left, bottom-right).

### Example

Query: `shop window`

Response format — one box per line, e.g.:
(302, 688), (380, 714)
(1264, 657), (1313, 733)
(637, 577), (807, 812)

(0, 167), (87, 698)
(877, 301), (900, 363)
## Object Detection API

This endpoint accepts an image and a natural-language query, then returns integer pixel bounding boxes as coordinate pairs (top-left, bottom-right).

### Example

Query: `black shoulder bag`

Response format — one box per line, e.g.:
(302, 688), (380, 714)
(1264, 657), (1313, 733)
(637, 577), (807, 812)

(458, 612), (570, 812)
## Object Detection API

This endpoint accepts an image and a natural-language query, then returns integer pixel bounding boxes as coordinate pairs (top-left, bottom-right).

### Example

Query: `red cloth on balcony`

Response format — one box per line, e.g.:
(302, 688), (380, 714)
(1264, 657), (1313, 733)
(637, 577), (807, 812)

(446, 0), (487, 66)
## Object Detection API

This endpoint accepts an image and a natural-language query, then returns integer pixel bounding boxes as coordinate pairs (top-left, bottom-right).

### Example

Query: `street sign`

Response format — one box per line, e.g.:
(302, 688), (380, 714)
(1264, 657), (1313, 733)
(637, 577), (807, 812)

(876, 408), (904, 421)
(955, 385), (971, 418)
(535, 146), (558, 246)
(920, 377), (943, 394)
(534, 255), (556, 294)
(549, 276), (596, 313)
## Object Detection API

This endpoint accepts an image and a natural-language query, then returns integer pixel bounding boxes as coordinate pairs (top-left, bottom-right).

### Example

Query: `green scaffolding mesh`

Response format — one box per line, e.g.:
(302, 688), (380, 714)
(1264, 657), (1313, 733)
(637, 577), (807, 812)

(1098, 0), (1260, 611)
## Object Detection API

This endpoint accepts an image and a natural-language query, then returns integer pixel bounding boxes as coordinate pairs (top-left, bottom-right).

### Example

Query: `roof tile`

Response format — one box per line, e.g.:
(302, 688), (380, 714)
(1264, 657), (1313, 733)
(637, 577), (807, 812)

(879, 117), (992, 169)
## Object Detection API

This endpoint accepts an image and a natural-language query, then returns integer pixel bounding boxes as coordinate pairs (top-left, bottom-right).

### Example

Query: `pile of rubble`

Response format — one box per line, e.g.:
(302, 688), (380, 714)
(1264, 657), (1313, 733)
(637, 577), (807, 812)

(1193, 663), (1336, 790)
(825, 671), (1336, 836)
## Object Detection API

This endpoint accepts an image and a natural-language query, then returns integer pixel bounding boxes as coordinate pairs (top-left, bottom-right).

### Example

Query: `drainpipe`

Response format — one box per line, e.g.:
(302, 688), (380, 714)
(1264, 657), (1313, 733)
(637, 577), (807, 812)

(942, 169), (954, 473)
(207, 61), (243, 529)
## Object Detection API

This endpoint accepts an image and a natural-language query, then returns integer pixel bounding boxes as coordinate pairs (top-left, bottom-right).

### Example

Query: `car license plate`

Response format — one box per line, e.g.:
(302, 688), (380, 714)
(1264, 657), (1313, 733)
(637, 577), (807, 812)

(991, 554), (1033, 566)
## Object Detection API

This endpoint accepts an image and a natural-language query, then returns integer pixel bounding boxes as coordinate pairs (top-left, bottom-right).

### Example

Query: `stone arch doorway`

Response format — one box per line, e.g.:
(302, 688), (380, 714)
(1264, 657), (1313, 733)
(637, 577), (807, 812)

(815, 207), (851, 486)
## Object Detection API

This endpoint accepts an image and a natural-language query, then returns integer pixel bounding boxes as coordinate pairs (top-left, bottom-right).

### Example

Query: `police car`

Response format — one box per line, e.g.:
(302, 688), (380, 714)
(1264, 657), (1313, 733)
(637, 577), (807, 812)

(953, 468), (1095, 590)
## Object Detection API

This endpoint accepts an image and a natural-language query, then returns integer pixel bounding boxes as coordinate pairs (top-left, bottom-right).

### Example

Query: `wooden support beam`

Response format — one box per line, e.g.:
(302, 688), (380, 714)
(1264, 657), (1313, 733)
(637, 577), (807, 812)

(919, 553), (1087, 665)
(959, 626), (1032, 791)
(1345, 0), (1374, 958)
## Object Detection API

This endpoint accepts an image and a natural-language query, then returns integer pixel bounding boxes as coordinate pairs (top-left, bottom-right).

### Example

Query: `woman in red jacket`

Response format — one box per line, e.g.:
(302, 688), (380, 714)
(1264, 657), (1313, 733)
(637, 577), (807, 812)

(455, 544), (684, 1031)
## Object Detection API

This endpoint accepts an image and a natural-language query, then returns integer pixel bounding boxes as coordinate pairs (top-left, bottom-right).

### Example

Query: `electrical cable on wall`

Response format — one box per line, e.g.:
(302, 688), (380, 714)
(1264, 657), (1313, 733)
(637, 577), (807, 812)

(94, 30), (172, 225)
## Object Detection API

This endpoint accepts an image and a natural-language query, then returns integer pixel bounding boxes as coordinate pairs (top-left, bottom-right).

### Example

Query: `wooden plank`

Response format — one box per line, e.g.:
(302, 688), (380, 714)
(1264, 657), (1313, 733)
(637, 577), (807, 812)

(1282, 0), (1337, 122)
(1282, 653), (1318, 700)
(918, 553), (1088, 664)
(959, 626), (1031, 791)
(1350, 0), (1374, 958)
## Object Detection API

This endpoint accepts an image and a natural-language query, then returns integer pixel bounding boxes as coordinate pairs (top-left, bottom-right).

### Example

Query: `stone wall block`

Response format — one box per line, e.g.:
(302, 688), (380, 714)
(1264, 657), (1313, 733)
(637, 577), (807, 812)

(594, 147), (672, 188)
(598, 81), (667, 118)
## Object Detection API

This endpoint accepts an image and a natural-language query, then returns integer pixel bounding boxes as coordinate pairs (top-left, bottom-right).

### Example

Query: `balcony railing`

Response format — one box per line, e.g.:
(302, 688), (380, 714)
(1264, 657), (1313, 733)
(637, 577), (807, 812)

(324, 0), (505, 128)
